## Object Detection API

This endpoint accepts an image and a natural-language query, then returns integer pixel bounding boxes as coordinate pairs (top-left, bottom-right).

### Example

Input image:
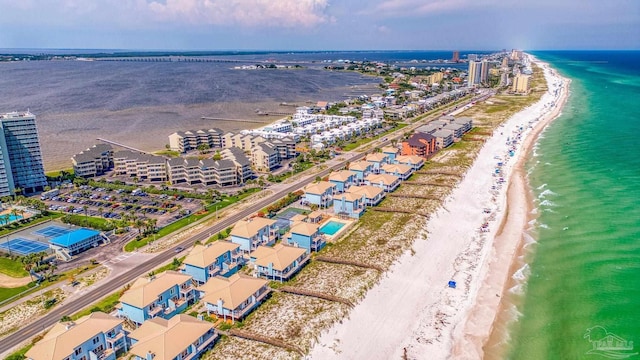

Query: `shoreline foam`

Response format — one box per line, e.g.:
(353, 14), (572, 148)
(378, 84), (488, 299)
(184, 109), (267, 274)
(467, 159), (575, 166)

(308, 56), (570, 359)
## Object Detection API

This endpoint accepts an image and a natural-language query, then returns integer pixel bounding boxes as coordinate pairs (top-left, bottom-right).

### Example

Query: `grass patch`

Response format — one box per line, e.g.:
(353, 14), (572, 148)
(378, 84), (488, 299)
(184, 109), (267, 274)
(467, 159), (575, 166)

(150, 256), (185, 275)
(5, 342), (34, 360)
(0, 257), (29, 277)
(124, 188), (261, 252)
(61, 213), (115, 231)
(155, 149), (181, 157)
(71, 291), (121, 320)
(0, 283), (35, 303)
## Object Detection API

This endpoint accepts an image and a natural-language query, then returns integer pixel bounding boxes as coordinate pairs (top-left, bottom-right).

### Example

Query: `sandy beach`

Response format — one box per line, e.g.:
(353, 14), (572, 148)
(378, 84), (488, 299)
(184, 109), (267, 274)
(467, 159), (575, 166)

(309, 57), (570, 359)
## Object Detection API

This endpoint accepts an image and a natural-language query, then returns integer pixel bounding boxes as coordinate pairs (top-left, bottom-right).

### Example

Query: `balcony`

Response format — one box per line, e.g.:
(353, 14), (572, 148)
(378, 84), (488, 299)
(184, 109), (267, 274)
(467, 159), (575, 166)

(311, 236), (326, 252)
(180, 283), (194, 294)
(105, 331), (124, 345)
(148, 306), (163, 317)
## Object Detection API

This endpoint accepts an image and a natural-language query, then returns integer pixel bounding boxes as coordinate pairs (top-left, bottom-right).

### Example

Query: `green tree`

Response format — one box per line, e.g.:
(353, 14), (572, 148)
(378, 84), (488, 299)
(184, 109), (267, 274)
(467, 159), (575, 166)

(197, 143), (210, 154)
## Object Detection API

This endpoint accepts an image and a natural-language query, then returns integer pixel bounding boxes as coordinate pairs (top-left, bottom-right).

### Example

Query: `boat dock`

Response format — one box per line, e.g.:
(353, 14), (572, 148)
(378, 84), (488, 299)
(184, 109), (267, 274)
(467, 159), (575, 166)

(96, 138), (149, 154)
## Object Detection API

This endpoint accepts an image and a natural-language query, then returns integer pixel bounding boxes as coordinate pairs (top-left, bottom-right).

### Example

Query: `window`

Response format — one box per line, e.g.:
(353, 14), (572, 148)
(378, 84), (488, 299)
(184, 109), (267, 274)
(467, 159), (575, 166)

(170, 288), (174, 295)
(93, 336), (100, 344)
(74, 347), (82, 355)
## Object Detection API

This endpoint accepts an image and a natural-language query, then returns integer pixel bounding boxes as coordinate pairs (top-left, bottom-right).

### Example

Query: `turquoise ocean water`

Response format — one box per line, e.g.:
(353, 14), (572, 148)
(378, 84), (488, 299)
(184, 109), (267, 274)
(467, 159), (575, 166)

(495, 51), (640, 359)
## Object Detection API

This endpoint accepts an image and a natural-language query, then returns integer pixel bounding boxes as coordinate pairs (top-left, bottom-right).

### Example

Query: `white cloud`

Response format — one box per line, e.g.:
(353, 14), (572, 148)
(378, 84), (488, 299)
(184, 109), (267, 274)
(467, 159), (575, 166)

(145, 0), (331, 27)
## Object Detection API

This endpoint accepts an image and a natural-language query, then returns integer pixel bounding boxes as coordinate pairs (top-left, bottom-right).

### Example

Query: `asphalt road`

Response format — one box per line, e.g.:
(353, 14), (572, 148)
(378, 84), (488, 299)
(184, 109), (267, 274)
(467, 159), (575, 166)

(0, 92), (489, 354)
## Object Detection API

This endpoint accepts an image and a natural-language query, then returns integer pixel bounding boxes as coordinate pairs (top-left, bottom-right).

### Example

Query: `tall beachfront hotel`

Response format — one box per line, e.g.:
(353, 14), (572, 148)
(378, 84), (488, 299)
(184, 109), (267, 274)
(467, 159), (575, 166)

(468, 60), (490, 87)
(0, 111), (47, 196)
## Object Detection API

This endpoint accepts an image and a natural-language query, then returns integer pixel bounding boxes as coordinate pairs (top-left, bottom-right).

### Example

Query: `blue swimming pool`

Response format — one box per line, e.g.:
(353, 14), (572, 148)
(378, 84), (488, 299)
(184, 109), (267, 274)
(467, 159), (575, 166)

(319, 220), (345, 236)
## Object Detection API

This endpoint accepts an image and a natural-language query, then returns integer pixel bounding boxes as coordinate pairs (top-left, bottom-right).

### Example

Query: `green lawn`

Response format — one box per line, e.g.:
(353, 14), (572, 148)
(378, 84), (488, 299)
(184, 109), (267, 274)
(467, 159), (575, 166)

(71, 291), (121, 320)
(0, 283), (35, 303)
(154, 149), (180, 157)
(5, 343), (34, 360)
(0, 257), (29, 277)
(62, 214), (115, 231)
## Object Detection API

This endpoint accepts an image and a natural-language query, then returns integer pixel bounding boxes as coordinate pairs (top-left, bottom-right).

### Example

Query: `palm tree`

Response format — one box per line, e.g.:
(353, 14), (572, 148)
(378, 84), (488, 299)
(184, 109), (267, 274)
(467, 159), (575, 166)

(98, 207), (104, 218)
(147, 218), (157, 233)
(10, 208), (19, 223)
(134, 219), (145, 236)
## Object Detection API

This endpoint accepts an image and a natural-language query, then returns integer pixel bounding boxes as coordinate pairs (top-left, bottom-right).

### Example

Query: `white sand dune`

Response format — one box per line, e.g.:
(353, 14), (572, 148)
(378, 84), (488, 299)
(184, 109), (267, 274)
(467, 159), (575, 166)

(309, 57), (570, 360)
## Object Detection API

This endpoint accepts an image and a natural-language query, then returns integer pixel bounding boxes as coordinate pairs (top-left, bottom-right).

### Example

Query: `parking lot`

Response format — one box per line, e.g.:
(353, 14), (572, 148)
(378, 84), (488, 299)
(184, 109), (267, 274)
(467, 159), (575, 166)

(43, 186), (203, 228)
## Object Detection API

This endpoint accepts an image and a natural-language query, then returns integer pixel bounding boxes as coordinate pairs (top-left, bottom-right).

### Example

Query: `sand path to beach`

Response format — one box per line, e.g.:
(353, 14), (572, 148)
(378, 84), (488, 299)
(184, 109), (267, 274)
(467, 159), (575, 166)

(0, 273), (32, 287)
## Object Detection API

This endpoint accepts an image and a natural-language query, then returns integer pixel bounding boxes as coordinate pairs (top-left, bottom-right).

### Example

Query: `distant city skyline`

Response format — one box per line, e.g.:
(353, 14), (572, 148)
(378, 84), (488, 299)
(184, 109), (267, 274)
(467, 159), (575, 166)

(0, 0), (638, 50)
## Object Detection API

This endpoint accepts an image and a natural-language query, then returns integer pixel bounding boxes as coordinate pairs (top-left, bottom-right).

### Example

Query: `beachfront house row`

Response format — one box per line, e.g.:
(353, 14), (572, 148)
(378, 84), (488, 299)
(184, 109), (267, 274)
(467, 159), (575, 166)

(444, 122), (466, 139)
(347, 160), (373, 184)
(395, 155), (425, 171)
(347, 185), (386, 206)
(117, 271), (196, 326)
(303, 181), (337, 208)
(250, 243), (310, 282)
(401, 132), (437, 159)
(381, 163), (414, 180)
(181, 241), (243, 284)
(25, 312), (128, 360)
(328, 169), (357, 193)
(381, 146), (400, 163)
(229, 217), (278, 253)
(333, 192), (366, 219)
(454, 117), (473, 133)
(365, 153), (389, 173)
(128, 314), (217, 360)
(199, 274), (270, 323)
(286, 220), (327, 251)
(432, 129), (454, 149)
(365, 173), (402, 193)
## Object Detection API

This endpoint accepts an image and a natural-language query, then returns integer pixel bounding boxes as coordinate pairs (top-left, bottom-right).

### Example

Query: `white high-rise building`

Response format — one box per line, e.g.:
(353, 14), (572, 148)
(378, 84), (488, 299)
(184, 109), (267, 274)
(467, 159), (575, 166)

(0, 111), (47, 196)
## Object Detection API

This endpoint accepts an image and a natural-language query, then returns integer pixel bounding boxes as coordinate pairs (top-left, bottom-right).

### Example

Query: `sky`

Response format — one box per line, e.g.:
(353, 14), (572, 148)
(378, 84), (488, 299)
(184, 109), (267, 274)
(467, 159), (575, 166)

(0, 0), (638, 51)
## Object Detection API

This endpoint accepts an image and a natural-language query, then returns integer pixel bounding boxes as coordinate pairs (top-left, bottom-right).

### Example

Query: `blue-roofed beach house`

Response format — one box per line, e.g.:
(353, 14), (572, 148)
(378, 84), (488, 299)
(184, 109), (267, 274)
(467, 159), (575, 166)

(328, 170), (357, 193)
(128, 315), (217, 360)
(250, 244), (310, 282)
(333, 192), (366, 219)
(48, 228), (103, 257)
(365, 173), (402, 192)
(25, 312), (128, 360)
(230, 217), (278, 253)
(381, 163), (414, 180)
(117, 271), (196, 326)
(396, 155), (425, 171)
(182, 241), (243, 284)
(365, 153), (389, 174)
(347, 185), (386, 206)
(286, 221), (326, 252)
(348, 160), (372, 185)
(303, 181), (336, 208)
(199, 274), (270, 323)
(381, 146), (400, 163)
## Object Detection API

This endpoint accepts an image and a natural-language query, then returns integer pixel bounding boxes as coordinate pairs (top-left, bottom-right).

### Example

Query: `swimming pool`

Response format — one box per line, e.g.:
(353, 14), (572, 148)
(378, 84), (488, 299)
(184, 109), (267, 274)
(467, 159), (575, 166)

(1, 214), (22, 223)
(319, 220), (345, 236)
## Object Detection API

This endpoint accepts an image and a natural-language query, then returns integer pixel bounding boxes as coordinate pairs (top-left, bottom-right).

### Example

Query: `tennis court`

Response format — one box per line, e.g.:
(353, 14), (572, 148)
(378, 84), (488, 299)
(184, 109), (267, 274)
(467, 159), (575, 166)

(0, 238), (50, 256)
(33, 225), (74, 239)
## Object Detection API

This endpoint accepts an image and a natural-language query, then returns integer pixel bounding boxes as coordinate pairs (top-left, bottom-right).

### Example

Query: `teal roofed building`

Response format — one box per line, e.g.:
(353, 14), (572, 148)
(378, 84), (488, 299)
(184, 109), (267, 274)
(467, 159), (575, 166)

(49, 228), (103, 257)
